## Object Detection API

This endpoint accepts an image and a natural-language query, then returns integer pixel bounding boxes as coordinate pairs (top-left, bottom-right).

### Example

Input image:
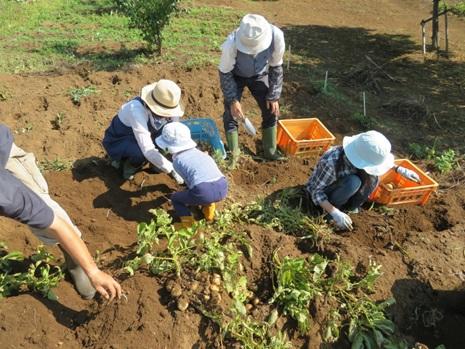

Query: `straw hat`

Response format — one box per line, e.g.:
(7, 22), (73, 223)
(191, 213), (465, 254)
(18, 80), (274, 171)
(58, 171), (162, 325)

(140, 79), (184, 118)
(235, 14), (272, 55)
(155, 122), (196, 154)
(342, 131), (394, 176)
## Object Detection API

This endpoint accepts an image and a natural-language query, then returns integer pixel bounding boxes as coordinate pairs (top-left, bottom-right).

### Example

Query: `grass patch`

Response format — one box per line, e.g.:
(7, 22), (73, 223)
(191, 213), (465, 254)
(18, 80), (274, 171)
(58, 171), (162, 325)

(0, 0), (242, 73)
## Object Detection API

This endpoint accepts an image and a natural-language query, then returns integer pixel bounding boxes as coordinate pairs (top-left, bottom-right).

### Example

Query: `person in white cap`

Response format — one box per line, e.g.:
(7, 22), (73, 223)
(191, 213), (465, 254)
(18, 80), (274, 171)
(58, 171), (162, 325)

(155, 122), (228, 228)
(102, 79), (185, 183)
(219, 14), (285, 166)
(306, 131), (420, 230)
(0, 124), (121, 301)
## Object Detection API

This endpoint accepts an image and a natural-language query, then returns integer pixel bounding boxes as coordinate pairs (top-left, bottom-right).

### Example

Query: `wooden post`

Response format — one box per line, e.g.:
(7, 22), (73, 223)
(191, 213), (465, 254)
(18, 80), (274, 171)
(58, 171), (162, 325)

(432, 0), (440, 50)
(445, 10), (449, 54)
(421, 22), (426, 55)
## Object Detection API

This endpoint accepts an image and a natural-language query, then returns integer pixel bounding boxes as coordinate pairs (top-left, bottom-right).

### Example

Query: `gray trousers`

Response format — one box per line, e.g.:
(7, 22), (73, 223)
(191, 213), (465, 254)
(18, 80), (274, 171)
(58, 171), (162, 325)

(222, 74), (278, 133)
(6, 144), (82, 245)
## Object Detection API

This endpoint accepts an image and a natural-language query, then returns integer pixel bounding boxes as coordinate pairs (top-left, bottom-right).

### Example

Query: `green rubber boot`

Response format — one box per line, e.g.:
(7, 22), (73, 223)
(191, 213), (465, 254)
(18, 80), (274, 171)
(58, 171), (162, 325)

(226, 130), (240, 169)
(262, 126), (286, 161)
(122, 159), (140, 180)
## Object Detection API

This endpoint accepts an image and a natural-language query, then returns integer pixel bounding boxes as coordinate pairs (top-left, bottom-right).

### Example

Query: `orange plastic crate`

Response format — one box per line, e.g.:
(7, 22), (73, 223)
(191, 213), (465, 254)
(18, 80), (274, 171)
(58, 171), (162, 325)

(277, 118), (335, 157)
(369, 159), (438, 206)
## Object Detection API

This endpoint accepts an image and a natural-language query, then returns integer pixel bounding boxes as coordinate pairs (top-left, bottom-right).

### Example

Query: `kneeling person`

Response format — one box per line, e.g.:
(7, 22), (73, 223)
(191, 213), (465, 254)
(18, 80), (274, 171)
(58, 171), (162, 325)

(155, 122), (228, 227)
(306, 131), (420, 231)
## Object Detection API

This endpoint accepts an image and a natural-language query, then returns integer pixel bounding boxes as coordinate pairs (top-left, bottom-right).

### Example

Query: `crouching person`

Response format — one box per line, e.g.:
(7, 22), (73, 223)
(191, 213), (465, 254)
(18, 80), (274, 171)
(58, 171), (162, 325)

(155, 122), (228, 228)
(0, 124), (121, 300)
(306, 131), (420, 231)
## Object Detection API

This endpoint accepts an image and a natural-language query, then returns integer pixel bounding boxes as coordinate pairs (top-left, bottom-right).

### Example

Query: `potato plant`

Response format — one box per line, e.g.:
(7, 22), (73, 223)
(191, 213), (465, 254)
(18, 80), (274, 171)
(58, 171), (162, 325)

(0, 243), (63, 300)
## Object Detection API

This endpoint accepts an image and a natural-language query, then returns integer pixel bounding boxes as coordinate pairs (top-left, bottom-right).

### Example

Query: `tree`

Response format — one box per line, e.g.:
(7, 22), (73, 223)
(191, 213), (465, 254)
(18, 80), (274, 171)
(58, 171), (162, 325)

(114, 0), (180, 54)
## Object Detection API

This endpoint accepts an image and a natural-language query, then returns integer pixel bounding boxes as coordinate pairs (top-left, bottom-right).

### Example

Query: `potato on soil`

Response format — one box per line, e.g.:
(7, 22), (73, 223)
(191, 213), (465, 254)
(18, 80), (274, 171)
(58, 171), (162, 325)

(210, 284), (220, 293)
(170, 284), (182, 298)
(211, 273), (221, 286)
(177, 297), (189, 311)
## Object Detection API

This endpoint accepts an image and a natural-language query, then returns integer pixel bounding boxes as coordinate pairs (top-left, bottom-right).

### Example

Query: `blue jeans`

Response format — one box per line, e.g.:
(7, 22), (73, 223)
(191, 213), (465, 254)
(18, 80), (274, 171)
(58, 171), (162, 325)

(325, 174), (378, 210)
(171, 177), (228, 216)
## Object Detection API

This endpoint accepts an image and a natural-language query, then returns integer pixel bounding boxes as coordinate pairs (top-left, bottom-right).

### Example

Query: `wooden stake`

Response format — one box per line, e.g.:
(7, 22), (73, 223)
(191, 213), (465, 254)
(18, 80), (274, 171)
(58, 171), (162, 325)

(363, 92), (366, 116)
(421, 22), (426, 55)
(445, 10), (449, 54)
(287, 45), (291, 70)
(323, 71), (328, 92)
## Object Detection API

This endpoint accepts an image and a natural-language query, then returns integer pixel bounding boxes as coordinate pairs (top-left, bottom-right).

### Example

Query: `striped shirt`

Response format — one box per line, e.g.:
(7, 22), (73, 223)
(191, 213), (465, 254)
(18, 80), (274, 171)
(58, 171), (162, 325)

(306, 146), (360, 205)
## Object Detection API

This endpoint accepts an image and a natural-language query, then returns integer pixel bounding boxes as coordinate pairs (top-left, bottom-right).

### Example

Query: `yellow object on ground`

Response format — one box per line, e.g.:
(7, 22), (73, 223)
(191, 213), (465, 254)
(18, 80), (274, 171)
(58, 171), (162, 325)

(202, 203), (216, 221)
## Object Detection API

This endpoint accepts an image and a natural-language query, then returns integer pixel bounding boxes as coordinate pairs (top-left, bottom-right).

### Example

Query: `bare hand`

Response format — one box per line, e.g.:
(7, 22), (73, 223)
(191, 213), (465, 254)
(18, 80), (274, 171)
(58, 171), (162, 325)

(88, 268), (122, 301)
(266, 100), (280, 117)
(230, 100), (245, 120)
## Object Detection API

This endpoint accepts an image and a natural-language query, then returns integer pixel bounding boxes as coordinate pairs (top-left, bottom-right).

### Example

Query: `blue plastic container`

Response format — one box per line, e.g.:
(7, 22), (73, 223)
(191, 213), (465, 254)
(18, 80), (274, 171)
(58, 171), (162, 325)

(181, 118), (227, 159)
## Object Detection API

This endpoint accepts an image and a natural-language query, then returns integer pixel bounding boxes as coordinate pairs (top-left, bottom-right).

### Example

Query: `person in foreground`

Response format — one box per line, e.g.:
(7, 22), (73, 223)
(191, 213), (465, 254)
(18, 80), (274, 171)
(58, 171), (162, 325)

(306, 130), (420, 231)
(0, 124), (121, 301)
(102, 79), (185, 183)
(155, 122), (228, 228)
(219, 13), (286, 165)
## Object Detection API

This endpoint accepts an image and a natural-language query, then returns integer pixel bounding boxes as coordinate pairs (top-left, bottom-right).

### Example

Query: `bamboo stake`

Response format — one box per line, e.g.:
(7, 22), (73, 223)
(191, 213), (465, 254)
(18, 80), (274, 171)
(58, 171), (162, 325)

(445, 10), (449, 54)
(421, 22), (426, 55)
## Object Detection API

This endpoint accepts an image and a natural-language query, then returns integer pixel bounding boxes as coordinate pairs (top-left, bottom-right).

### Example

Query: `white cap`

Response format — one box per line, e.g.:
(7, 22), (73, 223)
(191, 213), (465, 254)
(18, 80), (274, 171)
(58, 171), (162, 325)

(342, 130), (394, 176)
(155, 122), (196, 154)
(235, 14), (272, 55)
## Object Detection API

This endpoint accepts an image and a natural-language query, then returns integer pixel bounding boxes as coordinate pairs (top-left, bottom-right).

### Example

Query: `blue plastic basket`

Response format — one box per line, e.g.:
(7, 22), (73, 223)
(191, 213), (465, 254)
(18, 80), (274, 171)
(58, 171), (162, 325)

(181, 118), (227, 159)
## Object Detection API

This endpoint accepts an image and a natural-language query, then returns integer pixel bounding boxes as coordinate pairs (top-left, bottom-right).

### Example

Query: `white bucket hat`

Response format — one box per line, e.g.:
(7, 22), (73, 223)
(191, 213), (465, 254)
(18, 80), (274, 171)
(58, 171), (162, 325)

(155, 122), (196, 154)
(140, 79), (185, 118)
(235, 14), (272, 55)
(342, 130), (394, 176)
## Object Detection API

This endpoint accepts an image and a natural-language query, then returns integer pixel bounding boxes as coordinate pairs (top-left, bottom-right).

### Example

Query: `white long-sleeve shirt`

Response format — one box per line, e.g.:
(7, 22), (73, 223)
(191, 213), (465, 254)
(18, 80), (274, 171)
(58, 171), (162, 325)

(117, 99), (177, 173)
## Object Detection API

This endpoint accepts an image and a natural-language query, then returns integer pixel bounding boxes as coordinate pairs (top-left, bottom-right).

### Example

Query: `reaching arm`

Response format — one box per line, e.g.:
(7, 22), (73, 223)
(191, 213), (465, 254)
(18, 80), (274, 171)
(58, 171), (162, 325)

(47, 216), (122, 301)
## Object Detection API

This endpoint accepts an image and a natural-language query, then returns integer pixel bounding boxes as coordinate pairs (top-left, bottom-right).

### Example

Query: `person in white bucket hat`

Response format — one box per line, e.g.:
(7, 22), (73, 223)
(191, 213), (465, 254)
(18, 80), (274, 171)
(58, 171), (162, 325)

(155, 122), (228, 228)
(102, 79), (185, 183)
(218, 13), (286, 167)
(306, 131), (420, 231)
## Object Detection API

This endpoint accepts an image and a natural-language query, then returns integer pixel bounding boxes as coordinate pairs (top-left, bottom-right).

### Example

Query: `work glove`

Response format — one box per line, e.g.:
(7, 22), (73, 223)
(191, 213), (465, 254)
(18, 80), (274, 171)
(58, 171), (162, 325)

(396, 166), (420, 183)
(170, 170), (184, 185)
(330, 208), (353, 231)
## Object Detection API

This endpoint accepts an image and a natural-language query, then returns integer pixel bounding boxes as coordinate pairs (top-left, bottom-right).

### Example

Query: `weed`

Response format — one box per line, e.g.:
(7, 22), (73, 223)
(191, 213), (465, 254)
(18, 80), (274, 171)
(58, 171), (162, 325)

(408, 142), (436, 160)
(39, 158), (72, 172)
(51, 112), (65, 131)
(230, 188), (332, 247)
(0, 87), (11, 101)
(69, 86), (98, 105)
(352, 112), (376, 129)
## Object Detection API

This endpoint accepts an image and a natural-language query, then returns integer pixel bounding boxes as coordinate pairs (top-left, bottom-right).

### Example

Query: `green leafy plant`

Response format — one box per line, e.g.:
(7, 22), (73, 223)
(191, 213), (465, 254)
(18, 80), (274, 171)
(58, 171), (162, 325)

(1, 244), (63, 300)
(69, 86), (97, 105)
(51, 112), (65, 131)
(408, 142), (436, 160)
(113, 0), (180, 53)
(352, 112), (376, 129)
(39, 158), (72, 172)
(434, 148), (456, 173)
(270, 254), (327, 333)
(440, 1), (465, 16)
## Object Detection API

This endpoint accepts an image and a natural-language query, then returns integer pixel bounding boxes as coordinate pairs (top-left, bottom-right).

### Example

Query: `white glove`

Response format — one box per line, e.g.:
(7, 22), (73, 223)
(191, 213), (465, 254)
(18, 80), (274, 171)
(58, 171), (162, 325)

(396, 166), (420, 183)
(170, 170), (184, 185)
(330, 208), (353, 231)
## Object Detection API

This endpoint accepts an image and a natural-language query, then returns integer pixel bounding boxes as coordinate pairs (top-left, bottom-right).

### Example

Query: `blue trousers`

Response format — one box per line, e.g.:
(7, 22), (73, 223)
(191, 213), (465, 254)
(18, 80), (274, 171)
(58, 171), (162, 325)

(222, 75), (277, 133)
(325, 174), (378, 210)
(171, 177), (228, 217)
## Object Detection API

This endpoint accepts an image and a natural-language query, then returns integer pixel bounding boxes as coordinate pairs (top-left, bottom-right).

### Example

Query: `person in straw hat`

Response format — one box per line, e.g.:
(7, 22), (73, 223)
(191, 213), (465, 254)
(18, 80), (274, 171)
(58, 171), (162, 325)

(0, 124), (121, 301)
(306, 131), (421, 231)
(155, 122), (228, 228)
(219, 14), (286, 167)
(103, 79), (185, 182)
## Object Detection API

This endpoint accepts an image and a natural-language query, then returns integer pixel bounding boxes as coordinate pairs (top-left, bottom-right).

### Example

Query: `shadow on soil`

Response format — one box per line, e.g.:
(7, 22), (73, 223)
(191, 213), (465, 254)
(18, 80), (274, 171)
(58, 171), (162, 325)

(391, 278), (465, 349)
(72, 157), (172, 223)
(281, 24), (465, 152)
